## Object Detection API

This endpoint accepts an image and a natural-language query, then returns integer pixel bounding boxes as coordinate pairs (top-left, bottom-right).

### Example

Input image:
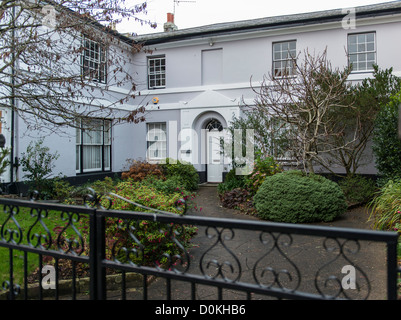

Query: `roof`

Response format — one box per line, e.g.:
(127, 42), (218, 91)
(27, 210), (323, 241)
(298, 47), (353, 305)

(132, 1), (401, 45)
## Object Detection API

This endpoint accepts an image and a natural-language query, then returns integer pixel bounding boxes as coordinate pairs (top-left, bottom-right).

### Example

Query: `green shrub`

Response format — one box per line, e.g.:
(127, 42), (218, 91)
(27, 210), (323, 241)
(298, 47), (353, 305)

(89, 176), (117, 194)
(140, 175), (200, 211)
(103, 180), (197, 265)
(372, 90), (401, 183)
(338, 175), (377, 204)
(141, 175), (183, 194)
(254, 170), (347, 223)
(106, 179), (183, 213)
(244, 154), (282, 196)
(161, 158), (199, 191)
(369, 179), (401, 231)
(217, 169), (246, 195)
(46, 176), (74, 201)
(20, 139), (59, 197)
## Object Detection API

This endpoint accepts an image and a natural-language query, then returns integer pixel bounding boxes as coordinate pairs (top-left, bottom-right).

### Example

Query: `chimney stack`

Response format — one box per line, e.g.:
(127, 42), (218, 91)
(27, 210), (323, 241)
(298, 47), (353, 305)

(164, 13), (178, 32)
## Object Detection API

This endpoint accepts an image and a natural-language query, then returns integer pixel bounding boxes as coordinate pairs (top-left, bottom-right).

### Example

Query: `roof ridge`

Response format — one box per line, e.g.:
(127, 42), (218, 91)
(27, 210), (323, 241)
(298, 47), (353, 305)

(132, 1), (401, 44)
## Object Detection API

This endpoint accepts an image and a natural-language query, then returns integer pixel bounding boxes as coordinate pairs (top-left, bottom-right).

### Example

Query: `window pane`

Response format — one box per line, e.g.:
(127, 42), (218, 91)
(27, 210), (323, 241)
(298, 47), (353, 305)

(366, 33), (375, 42)
(76, 146), (80, 171)
(357, 34), (366, 43)
(349, 54), (357, 64)
(83, 145), (102, 170)
(367, 52), (375, 61)
(359, 53), (367, 62)
(104, 121), (111, 145)
(367, 42), (375, 51)
(146, 123), (167, 160)
(358, 43), (366, 52)
(348, 35), (357, 44)
(104, 145), (110, 170)
(349, 44), (357, 53)
(77, 119), (111, 172)
(273, 61), (283, 77)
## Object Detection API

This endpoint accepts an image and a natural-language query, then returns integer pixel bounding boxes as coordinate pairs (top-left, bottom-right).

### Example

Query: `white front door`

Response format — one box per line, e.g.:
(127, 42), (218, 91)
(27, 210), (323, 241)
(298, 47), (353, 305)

(207, 130), (224, 183)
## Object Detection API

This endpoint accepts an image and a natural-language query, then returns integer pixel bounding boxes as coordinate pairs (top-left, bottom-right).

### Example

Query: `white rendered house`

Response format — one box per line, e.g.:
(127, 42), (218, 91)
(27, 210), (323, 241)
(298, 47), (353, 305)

(128, 2), (401, 183)
(3, 1), (401, 190)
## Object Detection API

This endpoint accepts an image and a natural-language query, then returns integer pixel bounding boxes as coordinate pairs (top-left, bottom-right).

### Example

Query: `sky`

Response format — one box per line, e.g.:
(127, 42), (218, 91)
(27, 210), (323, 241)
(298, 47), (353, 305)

(117, 0), (399, 35)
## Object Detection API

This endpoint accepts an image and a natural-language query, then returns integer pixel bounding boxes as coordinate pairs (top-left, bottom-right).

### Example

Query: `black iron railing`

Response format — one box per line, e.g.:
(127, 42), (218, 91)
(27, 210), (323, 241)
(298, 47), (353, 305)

(0, 191), (399, 300)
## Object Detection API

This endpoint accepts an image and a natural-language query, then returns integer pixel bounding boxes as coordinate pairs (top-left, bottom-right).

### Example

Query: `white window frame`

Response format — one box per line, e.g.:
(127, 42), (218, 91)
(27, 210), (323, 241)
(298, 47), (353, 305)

(146, 123), (167, 162)
(147, 56), (166, 89)
(81, 36), (107, 83)
(347, 32), (376, 72)
(76, 119), (111, 173)
(272, 40), (297, 78)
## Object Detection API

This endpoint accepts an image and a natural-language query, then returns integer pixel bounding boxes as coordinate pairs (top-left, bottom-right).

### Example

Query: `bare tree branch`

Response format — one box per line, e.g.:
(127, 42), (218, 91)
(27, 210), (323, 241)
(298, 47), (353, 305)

(249, 48), (357, 174)
(1, 0), (153, 134)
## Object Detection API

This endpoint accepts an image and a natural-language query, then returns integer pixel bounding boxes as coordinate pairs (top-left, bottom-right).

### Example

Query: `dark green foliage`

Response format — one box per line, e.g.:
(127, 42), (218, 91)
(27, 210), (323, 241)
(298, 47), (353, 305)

(372, 90), (401, 183)
(217, 169), (246, 194)
(254, 170), (347, 223)
(141, 175), (186, 195)
(20, 139), (60, 198)
(328, 66), (401, 175)
(161, 158), (200, 191)
(338, 175), (376, 204)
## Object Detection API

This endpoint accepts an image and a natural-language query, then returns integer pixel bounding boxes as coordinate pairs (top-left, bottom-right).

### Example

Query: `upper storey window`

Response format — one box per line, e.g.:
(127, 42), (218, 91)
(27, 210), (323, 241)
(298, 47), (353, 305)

(81, 37), (107, 83)
(272, 40), (297, 78)
(348, 32), (376, 72)
(148, 56), (166, 89)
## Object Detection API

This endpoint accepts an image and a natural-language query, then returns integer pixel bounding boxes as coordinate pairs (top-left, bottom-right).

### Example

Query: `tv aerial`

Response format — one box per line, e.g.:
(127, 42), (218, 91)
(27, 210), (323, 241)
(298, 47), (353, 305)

(173, 0), (196, 15)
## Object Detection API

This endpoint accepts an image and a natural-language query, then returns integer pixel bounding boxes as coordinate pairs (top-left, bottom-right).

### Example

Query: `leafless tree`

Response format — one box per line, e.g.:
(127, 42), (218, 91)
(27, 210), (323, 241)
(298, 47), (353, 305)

(249, 48), (357, 174)
(0, 0), (154, 133)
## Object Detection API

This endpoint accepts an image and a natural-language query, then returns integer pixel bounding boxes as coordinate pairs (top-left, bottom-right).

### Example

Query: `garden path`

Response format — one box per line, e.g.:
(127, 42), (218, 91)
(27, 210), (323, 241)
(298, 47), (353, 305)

(117, 185), (388, 301)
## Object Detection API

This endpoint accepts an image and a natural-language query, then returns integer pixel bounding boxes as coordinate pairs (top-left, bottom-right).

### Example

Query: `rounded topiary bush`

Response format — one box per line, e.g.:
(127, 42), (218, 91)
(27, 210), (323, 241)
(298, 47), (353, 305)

(254, 170), (347, 223)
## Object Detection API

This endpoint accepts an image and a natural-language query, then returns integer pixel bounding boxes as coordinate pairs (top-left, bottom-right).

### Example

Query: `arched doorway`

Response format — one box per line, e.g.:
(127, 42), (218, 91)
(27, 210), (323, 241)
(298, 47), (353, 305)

(205, 119), (224, 183)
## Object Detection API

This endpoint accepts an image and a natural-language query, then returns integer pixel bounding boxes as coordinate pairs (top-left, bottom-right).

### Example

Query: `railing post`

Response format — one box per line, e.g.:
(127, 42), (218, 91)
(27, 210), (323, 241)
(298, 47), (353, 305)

(89, 210), (106, 300)
(96, 213), (107, 300)
(387, 239), (399, 300)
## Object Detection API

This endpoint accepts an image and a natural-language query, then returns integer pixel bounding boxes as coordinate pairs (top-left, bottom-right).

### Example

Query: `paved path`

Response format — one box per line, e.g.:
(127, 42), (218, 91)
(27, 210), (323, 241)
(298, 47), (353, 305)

(118, 185), (388, 301)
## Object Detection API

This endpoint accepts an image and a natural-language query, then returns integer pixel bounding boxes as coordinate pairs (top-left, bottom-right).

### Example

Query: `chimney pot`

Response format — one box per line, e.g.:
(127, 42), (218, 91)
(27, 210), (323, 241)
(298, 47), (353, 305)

(167, 13), (174, 23)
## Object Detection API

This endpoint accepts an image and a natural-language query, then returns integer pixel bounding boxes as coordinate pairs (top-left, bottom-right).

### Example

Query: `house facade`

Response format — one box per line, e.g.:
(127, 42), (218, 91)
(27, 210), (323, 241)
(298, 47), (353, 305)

(3, 2), (401, 191)
(128, 1), (401, 182)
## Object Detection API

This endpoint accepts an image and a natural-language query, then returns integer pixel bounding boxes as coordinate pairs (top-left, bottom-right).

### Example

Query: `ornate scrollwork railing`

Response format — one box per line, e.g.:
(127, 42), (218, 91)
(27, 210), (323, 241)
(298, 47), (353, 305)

(0, 188), (398, 300)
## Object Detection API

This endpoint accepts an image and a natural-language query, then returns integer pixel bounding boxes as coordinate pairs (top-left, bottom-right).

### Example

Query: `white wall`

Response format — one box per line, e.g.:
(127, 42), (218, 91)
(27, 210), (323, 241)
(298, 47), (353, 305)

(8, 12), (401, 184)
(130, 15), (401, 176)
